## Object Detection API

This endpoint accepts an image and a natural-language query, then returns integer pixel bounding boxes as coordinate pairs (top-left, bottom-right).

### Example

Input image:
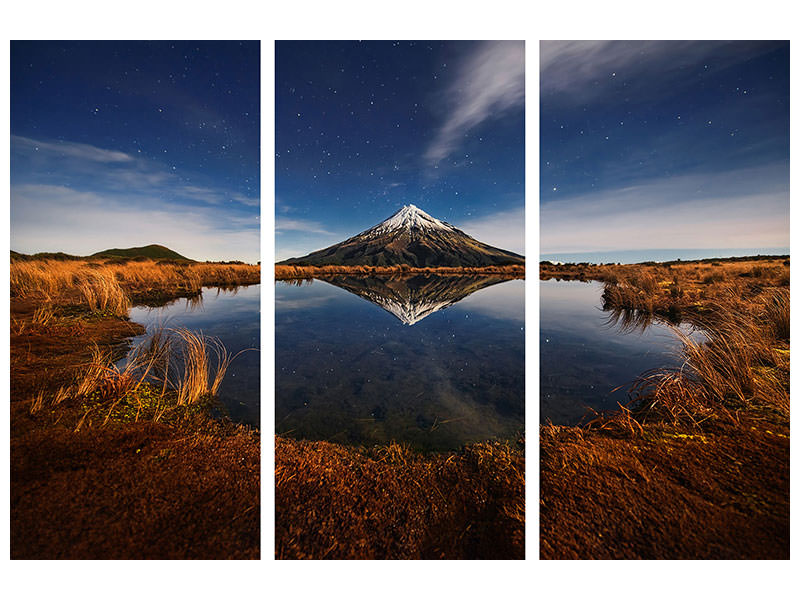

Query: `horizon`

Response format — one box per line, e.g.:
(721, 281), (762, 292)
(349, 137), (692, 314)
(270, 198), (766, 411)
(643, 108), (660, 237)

(9, 242), (260, 264)
(275, 41), (525, 263)
(540, 247), (790, 265)
(540, 41), (789, 256)
(10, 41), (260, 264)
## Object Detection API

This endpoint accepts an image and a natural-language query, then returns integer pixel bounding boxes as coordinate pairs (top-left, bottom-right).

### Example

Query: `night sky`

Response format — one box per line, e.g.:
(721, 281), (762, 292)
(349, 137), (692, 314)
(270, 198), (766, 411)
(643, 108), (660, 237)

(11, 41), (260, 262)
(275, 41), (525, 261)
(540, 41), (789, 263)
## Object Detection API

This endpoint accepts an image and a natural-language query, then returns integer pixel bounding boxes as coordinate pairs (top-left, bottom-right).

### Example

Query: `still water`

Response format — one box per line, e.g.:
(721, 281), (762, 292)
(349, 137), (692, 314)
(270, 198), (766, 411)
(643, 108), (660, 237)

(540, 279), (693, 425)
(126, 285), (260, 426)
(275, 275), (524, 451)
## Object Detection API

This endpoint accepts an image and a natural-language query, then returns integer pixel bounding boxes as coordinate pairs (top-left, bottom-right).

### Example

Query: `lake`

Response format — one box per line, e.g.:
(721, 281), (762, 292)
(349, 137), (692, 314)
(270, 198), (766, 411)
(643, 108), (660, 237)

(540, 279), (696, 425)
(275, 274), (525, 451)
(126, 284), (260, 426)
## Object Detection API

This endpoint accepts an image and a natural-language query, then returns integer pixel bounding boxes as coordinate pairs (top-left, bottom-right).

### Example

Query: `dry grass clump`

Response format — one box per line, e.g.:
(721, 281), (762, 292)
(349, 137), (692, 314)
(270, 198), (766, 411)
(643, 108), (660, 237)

(601, 278), (657, 314)
(615, 288), (790, 429)
(172, 329), (238, 406)
(78, 272), (131, 316)
(31, 305), (56, 327)
(29, 327), (242, 425)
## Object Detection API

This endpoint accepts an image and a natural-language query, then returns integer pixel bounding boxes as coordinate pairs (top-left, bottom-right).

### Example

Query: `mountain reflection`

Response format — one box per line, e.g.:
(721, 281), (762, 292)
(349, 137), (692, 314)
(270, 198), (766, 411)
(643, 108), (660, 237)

(310, 273), (521, 325)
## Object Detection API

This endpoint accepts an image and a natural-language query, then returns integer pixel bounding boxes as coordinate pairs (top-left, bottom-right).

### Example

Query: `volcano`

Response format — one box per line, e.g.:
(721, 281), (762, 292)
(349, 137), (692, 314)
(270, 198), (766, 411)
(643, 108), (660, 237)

(278, 204), (524, 268)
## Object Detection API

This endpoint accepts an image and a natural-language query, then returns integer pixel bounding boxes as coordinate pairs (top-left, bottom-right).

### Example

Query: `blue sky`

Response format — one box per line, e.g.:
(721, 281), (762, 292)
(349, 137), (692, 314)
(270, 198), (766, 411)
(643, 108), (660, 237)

(275, 41), (525, 261)
(11, 41), (260, 262)
(540, 41), (789, 262)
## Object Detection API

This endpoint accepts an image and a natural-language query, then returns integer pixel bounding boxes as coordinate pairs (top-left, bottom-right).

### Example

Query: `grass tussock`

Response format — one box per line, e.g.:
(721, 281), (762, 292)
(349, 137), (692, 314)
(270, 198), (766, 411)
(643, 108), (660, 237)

(78, 272), (131, 316)
(28, 326), (243, 426)
(172, 329), (238, 406)
(626, 290), (790, 427)
(10, 266), (260, 559)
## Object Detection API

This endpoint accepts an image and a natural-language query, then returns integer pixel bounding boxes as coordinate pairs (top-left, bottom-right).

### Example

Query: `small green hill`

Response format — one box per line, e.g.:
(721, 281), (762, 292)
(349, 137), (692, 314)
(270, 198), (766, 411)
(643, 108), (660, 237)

(91, 244), (192, 261)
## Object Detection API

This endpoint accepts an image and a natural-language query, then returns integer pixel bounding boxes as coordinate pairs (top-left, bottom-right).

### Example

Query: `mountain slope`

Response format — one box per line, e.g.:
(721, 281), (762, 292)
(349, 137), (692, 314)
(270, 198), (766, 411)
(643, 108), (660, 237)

(279, 205), (524, 268)
(91, 244), (191, 261)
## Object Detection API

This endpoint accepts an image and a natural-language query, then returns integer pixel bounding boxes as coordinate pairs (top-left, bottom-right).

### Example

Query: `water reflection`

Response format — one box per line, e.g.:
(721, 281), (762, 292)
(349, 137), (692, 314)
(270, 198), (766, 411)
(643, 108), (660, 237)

(541, 279), (693, 425)
(275, 274), (524, 451)
(126, 285), (260, 425)
(601, 305), (658, 334)
(310, 273), (521, 325)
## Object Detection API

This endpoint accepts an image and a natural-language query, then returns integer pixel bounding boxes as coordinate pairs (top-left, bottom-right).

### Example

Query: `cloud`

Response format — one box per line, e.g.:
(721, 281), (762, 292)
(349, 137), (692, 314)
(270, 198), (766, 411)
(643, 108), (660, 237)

(274, 215), (346, 262)
(275, 217), (336, 236)
(10, 183), (259, 263)
(540, 40), (782, 106)
(230, 193), (260, 207)
(425, 41), (524, 165)
(12, 135), (134, 163)
(541, 164), (789, 253)
(456, 205), (525, 255)
(11, 135), (259, 210)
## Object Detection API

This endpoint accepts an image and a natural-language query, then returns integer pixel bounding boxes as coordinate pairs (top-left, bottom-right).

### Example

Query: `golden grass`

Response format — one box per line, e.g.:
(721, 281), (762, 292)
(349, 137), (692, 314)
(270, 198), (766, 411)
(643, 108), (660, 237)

(29, 391), (46, 415)
(78, 273), (131, 316)
(540, 257), (790, 559)
(11, 258), (260, 308)
(30, 326), (243, 424)
(171, 328), (238, 406)
(31, 305), (56, 327)
(276, 436), (524, 559)
(580, 264), (791, 431)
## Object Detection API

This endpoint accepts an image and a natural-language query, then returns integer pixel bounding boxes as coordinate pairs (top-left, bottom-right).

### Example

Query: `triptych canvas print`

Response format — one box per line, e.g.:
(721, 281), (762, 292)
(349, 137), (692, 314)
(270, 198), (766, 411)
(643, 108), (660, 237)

(8, 39), (790, 561)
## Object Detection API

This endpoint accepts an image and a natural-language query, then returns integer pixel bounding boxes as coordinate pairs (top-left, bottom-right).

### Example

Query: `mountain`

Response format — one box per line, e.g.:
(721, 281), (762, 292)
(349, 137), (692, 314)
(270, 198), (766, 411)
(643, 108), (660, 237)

(317, 272), (514, 325)
(91, 244), (191, 261)
(279, 204), (524, 268)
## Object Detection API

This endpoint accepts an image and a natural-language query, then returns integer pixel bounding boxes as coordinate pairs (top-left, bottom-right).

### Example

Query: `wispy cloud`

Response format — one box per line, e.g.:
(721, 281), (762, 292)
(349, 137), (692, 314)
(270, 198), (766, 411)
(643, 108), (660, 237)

(541, 164), (789, 253)
(275, 217), (336, 236)
(540, 41), (782, 106)
(12, 134), (134, 163)
(456, 205), (525, 255)
(425, 41), (524, 165)
(274, 215), (345, 262)
(11, 135), (259, 209)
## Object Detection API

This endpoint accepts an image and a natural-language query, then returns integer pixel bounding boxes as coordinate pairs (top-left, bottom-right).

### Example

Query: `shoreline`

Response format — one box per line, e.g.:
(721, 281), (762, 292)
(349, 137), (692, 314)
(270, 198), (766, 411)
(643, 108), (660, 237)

(10, 261), (261, 559)
(275, 263), (525, 280)
(539, 256), (789, 559)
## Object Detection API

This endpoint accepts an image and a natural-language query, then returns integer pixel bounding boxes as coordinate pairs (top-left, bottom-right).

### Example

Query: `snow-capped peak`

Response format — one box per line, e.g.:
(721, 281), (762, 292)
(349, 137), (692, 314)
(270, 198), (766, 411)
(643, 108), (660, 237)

(366, 204), (455, 236)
